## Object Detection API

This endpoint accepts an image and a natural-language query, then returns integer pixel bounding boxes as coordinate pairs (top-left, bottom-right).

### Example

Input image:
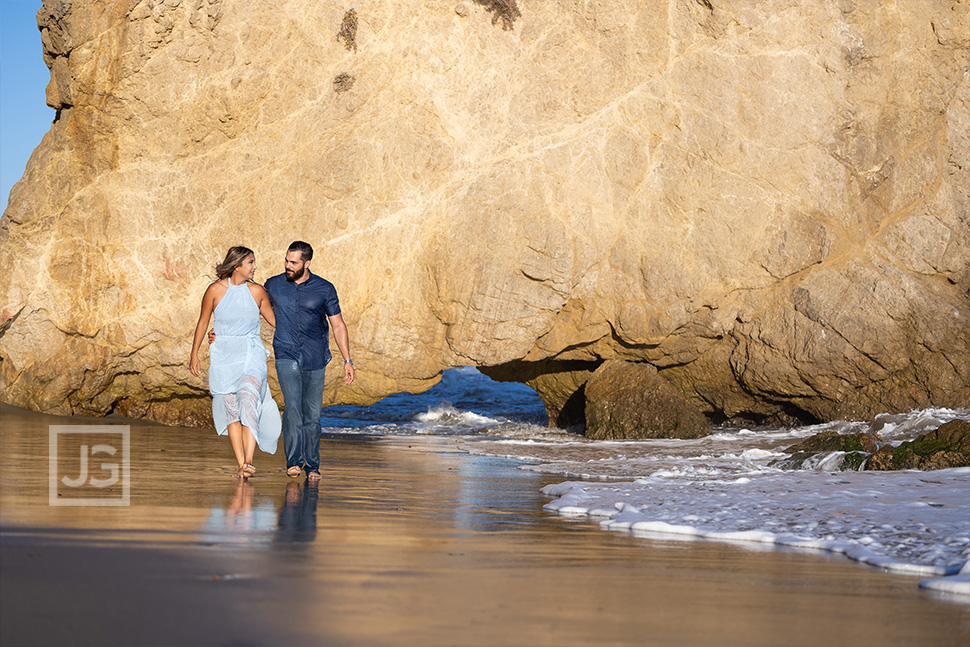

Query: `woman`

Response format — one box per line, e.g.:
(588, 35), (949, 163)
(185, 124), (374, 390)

(190, 247), (281, 478)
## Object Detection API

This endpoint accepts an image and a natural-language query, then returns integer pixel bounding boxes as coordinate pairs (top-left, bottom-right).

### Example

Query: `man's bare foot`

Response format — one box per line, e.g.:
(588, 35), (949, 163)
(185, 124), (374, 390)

(307, 471), (322, 482)
(286, 466), (302, 478)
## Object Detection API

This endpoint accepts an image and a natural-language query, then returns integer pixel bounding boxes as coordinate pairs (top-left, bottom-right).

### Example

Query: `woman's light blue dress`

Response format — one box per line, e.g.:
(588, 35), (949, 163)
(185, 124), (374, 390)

(209, 282), (281, 454)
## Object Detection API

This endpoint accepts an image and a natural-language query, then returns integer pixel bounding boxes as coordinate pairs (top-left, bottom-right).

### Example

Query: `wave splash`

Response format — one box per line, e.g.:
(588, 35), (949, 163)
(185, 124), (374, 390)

(321, 369), (970, 596)
(413, 403), (499, 430)
(493, 408), (970, 598)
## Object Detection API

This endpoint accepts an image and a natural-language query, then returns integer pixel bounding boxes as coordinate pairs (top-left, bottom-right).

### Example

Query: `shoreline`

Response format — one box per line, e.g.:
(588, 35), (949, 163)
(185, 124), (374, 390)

(541, 472), (970, 594)
(459, 408), (970, 599)
(2, 407), (968, 646)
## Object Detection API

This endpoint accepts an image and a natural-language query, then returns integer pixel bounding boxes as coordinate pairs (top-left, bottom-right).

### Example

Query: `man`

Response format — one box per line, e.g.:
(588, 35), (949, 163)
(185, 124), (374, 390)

(264, 241), (355, 481)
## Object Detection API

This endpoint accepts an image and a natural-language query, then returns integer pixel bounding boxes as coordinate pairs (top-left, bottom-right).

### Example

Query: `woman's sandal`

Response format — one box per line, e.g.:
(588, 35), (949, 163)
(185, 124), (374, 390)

(286, 466), (302, 478)
(243, 463), (256, 477)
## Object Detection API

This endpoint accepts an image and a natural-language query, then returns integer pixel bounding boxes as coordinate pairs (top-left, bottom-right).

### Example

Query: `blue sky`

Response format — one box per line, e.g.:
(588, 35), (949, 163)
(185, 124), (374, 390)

(1, 0), (53, 214)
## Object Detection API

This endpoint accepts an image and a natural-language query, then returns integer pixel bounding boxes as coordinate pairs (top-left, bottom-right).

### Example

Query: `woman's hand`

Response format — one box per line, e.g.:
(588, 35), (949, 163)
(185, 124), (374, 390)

(190, 353), (202, 377)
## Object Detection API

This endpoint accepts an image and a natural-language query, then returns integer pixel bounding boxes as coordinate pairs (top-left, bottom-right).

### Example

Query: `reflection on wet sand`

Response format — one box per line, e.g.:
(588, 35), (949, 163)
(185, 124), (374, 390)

(276, 480), (319, 544)
(1, 405), (968, 646)
(201, 479), (271, 542)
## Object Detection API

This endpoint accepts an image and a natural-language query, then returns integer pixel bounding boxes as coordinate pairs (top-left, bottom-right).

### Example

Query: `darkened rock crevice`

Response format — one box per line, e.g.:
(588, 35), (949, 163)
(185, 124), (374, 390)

(484, 358), (712, 439)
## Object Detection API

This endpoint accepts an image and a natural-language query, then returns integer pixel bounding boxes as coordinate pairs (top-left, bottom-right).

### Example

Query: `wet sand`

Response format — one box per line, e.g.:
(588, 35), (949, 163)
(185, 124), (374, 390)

(1, 405), (968, 646)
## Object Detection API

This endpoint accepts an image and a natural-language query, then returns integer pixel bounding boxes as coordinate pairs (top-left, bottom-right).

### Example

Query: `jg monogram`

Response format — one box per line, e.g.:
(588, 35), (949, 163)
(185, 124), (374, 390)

(49, 426), (130, 506)
(60, 443), (121, 488)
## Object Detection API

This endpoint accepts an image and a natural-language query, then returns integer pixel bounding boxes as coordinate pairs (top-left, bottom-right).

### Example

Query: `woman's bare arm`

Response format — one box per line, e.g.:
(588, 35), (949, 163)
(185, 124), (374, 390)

(190, 285), (218, 377)
(251, 283), (276, 328)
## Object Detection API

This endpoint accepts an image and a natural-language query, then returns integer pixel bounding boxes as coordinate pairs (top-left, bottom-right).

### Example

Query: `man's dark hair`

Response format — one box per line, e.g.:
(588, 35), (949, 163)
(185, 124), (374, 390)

(288, 240), (313, 262)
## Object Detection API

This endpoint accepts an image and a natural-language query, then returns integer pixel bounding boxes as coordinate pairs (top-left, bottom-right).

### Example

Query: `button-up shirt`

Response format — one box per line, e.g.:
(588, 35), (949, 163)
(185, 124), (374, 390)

(264, 270), (341, 370)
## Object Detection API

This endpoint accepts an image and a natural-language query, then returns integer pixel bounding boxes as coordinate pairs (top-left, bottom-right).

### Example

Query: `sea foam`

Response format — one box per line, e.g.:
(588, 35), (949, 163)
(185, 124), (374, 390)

(322, 370), (970, 596)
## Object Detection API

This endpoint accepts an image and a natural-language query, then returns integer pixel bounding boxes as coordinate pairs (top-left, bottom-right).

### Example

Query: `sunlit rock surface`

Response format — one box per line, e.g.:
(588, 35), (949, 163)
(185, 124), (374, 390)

(583, 360), (710, 439)
(1, 0), (968, 429)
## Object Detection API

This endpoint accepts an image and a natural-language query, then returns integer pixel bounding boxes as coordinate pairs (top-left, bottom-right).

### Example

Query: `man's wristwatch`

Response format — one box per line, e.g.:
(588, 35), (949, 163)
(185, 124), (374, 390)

(344, 359), (353, 365)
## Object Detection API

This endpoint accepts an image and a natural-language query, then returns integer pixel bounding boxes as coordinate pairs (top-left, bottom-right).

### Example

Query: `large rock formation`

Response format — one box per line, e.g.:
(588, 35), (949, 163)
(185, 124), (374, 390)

(583, 360), (711, 439)
(1, 0), (968, 429)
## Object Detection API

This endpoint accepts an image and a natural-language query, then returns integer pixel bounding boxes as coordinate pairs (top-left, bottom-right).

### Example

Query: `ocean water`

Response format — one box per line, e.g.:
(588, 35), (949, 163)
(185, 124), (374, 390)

(322, 367), (970, 596)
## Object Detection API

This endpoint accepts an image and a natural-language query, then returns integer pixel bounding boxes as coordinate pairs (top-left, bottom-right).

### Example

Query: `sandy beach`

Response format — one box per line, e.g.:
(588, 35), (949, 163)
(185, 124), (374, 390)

(1, 404), (967, 647)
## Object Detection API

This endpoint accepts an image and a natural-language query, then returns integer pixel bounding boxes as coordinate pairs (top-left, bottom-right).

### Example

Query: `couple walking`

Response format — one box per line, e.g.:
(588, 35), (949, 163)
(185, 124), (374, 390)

(189, 241), (354, 481)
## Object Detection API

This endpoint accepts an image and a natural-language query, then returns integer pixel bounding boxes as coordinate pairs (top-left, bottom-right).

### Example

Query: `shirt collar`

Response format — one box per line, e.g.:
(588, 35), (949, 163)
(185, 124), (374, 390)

(294, 269), (313, 286)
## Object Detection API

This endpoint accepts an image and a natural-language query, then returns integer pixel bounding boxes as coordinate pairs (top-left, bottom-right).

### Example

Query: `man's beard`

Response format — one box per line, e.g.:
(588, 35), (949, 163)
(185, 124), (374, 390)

(285, 266), (305, 282)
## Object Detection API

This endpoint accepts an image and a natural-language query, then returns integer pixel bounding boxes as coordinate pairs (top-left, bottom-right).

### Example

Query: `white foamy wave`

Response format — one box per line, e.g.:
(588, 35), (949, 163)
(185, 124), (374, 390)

(324, 372), (969, 594)
(868, 407), (967, 442)
(541, 467), (970, 592)
(461, 407), (969, 594)
(920, 573), (970, 596)
(740, 448), (786, 460)
(799, 451), (852, 472)
(414, 404), (499, 428)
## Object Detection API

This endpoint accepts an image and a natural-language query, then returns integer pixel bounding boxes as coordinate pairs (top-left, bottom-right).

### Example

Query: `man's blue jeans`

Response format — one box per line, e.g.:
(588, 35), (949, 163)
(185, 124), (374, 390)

(275, 359), (326, 474)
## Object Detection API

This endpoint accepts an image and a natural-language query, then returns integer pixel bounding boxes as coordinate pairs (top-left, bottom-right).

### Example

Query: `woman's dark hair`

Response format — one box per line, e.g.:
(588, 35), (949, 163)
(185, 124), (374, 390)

(287, 240), (313, 262)
(215, 246), (255, 280)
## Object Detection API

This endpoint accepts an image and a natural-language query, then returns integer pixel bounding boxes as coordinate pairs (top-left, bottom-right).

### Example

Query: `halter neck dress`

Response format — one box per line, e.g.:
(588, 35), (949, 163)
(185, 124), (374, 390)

(209, 281), (281, 453)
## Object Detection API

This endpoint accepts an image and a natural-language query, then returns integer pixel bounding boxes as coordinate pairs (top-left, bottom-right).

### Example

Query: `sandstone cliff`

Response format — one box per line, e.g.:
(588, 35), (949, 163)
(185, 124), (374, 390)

(1, 0), (968, 429)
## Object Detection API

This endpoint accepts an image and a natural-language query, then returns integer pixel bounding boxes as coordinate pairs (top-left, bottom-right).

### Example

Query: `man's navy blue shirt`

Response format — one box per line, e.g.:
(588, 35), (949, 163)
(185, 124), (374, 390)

(264, 271), (341, 371)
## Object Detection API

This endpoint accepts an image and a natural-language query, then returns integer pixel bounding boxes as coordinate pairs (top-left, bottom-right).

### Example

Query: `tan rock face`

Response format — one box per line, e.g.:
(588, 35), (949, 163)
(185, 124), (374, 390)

(1, 0), (968, 427)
